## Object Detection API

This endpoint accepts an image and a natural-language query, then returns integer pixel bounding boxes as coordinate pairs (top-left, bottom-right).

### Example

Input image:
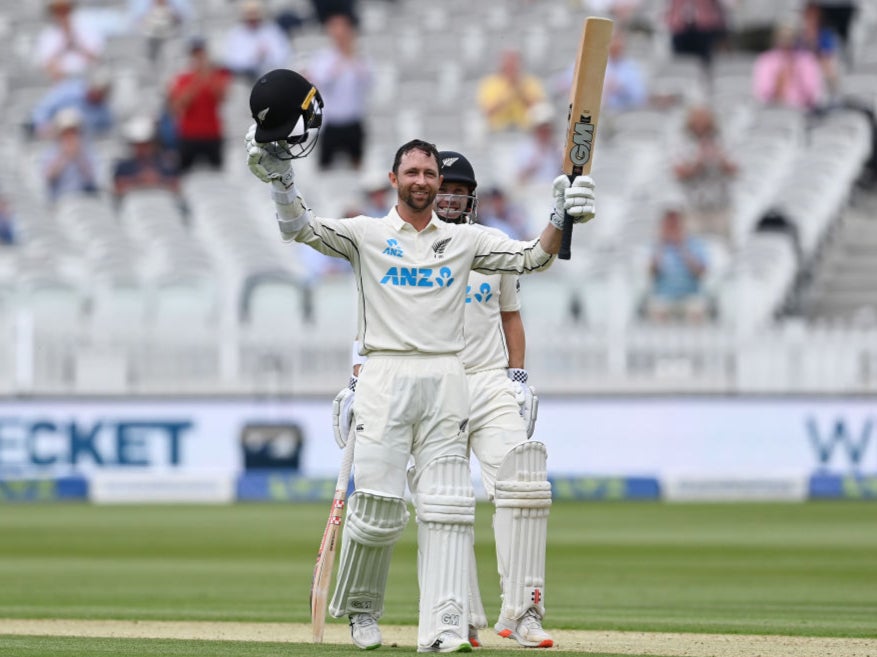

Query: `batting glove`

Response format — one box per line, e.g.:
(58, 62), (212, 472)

(331, 376), (357, 449)
(508, 368), (538, 439)
(245, 123), (295, 190)
(550, 174), (596, 230)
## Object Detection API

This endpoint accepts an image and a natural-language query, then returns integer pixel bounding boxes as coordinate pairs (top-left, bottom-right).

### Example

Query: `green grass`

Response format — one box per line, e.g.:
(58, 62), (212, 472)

(1, 501), (876, 655)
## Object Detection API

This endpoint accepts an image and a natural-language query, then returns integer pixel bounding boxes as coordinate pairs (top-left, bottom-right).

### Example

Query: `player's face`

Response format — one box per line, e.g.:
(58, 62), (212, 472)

(435, 182), (472, 223)
(393, 149), (440, 213)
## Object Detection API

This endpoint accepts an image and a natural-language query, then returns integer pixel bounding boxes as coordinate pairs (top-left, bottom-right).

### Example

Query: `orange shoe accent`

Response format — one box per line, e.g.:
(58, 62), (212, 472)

(498, 629), (512, 638)
(538, 639), (554, 648)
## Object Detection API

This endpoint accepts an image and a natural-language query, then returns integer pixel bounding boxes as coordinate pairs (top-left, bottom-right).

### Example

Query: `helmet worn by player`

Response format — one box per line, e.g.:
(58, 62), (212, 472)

(436, 150), (478, 224)
(249, 68), (324, 159)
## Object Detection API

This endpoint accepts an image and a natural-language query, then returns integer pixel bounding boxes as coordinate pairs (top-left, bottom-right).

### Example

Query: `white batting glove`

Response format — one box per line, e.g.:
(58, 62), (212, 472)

(550, 174), (596, 229)
(245, 123), (294, 190)
(331, 376), (357, 449)
(508, 368), (538, 439)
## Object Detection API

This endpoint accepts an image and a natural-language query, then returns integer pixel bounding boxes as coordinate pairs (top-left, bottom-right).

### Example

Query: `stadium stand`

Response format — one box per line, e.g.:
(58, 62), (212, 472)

(0, 0), (875, 395)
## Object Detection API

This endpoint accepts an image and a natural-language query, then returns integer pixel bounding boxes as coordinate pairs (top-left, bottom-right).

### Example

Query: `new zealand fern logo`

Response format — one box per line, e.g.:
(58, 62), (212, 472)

(431, 237), (451, 259)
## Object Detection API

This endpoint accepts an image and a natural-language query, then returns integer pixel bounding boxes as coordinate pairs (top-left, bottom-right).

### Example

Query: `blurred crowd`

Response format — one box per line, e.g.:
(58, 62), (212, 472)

(2, 0), (874, 329)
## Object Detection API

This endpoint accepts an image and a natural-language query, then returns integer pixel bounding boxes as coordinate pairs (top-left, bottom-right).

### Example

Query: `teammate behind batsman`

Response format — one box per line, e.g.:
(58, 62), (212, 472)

(333, 151), (553, 648)
(245, 68), (595, 653)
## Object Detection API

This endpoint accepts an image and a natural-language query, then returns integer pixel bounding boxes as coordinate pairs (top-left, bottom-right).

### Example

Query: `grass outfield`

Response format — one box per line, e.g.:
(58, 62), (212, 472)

(0, 501), (876, 656)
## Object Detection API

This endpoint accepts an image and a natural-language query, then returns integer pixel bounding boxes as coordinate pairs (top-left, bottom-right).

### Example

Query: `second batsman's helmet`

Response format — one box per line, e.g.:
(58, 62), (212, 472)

(436, 150), (478, 223)
(249, 68), (324, 159)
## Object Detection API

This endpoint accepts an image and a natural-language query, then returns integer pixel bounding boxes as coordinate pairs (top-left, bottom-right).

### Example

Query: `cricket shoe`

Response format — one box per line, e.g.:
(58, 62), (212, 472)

(495, 608), (554, 648)
(349, 613), (382, 650)
(417, 631), (473, 653)
(468, 625), (481, 648)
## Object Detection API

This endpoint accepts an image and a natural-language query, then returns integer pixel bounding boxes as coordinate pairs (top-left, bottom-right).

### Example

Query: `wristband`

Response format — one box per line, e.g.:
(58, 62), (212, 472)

(507, 368), (528, 384)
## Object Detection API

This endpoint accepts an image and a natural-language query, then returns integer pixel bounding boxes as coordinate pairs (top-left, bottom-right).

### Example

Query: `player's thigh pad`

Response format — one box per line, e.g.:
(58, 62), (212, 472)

(494, 441), (552, 620)
(329, 490), (409, 619)
(411, 455), (476, 648)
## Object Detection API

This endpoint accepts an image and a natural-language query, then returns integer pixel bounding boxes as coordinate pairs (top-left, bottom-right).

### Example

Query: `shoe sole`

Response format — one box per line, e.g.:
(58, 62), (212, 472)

(417, 641), (473, 653)
(497, 628), (554, 648)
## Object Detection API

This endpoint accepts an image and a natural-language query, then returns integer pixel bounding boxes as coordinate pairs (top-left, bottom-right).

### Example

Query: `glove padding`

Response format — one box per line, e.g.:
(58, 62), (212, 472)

(508, 368), (538, 439)
(331, 376), (357, 448)
(245, 123), (295, 189)
(550, 174), (596, 230)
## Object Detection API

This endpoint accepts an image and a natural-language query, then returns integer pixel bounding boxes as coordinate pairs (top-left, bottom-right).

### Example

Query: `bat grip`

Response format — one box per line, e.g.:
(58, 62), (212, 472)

(558, 174), (576, 260)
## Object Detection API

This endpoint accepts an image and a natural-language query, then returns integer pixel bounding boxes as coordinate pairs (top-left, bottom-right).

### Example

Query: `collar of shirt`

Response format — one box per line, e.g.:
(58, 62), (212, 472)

(386, 207), (442, 233)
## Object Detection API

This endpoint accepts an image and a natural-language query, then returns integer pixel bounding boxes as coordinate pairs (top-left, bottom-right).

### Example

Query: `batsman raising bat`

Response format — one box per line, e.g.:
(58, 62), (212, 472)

(246, 68), (596, 653)
(334, 151), (553, 648)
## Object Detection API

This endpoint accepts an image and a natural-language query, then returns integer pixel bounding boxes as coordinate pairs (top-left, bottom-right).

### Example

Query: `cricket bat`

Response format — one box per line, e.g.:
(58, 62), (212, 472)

(310, 433), (355, 643)
(559, 16), (613, 260)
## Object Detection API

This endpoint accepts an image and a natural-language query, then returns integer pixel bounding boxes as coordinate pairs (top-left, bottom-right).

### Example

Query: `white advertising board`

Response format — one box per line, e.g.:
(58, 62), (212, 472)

(0, 397), (873, 480)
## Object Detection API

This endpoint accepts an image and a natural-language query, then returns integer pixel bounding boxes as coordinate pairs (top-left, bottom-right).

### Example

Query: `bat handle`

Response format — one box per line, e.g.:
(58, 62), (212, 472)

(558, 174), (575, 260)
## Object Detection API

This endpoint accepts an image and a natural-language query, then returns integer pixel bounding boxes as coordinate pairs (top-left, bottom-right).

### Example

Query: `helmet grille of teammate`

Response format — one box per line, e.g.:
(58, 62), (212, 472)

(435, 150), (478, 224)
(249, 68), (324, 160)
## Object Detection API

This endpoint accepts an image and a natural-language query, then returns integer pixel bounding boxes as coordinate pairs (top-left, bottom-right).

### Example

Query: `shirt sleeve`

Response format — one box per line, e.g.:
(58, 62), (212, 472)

(499, 274), (521, 312)
(276, 206), (361, 263)
(470, 226), (555, 275)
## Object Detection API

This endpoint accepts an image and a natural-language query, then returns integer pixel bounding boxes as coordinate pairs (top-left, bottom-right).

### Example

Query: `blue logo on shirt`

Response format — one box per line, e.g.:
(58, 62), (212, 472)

(383, 239), (404, 258)
(466, 282), (493, 303)
(380, 266), (455, 288)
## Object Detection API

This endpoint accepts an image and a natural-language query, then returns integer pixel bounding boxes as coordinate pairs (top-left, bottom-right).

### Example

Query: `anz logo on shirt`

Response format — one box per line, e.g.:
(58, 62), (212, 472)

(380, 266), (455, 288)
(466, 282), (493, 304)
(382, 238), (404, 258)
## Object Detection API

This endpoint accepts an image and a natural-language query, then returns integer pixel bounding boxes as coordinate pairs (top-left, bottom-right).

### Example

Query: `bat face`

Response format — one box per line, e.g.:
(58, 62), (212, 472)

(562, 17), (613, 178)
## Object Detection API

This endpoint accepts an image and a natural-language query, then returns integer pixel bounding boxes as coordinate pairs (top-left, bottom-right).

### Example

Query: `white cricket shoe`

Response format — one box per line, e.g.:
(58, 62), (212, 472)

(349, 613), (382, 650)
(417, 630), (473, 653)
(495, 608), (554, 648)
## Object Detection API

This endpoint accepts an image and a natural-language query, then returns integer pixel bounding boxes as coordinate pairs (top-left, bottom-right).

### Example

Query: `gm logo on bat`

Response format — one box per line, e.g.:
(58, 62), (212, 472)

(568, 113), (594, 167)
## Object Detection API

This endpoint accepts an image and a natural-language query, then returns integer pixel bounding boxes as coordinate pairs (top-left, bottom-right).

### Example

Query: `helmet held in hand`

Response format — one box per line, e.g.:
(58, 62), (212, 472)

(249, 68), (324, 159)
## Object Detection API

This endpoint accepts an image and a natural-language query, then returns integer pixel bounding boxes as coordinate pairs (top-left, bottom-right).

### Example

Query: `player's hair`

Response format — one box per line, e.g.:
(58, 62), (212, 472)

(392, 139), (441, 175)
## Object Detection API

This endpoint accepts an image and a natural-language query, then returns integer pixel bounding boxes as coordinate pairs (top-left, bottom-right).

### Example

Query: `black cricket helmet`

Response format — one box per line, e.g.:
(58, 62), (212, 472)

(249, 68), (324, 159)
(436, 150), (478, 223)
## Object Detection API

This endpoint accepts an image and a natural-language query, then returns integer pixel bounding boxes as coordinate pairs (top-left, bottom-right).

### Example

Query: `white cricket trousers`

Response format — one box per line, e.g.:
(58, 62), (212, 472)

(354, 354), (471, 496)
(466, 368), (528, 500)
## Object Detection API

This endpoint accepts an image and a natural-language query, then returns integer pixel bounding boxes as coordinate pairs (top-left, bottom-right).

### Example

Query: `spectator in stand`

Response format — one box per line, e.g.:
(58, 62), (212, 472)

(644, 202), (710, 324)
(809, 0), (858, 50)
(752, 22), (826, 113)
(672, 103), (738, 242)
(311, 0), (357, 25)
(514, 102), (561, 186)
(223, 0), (292, 84)
(305, 12), (373, 170)
(603, 29), (648, 113)
(112, 115), (182, 204)
(167, 37), (232, 173)
(127, 0), (195, 64)
(40, 107), (100, 204)
(801, 2), (842, 99)
(0, 195), (17, 246)
(30, 68), (114, 140)
(478, 187), (531, 239)
(477, 48), (547, 133)
(36, 0), (105, 81)
(664, 0), (730, 70)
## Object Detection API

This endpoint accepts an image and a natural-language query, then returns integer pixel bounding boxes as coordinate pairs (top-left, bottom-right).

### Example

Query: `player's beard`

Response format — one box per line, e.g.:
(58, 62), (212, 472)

(399, 184), (437, 213)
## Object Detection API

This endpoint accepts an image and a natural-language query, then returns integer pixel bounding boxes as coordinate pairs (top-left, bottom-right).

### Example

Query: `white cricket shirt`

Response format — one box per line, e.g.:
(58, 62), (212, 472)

(278, 206), (552, 356)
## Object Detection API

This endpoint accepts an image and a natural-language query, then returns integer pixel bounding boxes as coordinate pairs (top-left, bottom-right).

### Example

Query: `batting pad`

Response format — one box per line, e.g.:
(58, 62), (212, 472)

(411, 455), (476, 648)
(329, 490), (409, 619)
(409, 464), (487, 631)
(494, 441), (552, 621)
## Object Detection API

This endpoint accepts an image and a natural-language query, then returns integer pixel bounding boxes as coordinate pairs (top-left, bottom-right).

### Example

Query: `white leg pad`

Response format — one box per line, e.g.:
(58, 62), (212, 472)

(493, 441), (551, 621)
(410, 455), (476, 649)
(329, 490), (409, 619)
(409, 464), (487, 631)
